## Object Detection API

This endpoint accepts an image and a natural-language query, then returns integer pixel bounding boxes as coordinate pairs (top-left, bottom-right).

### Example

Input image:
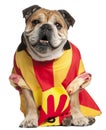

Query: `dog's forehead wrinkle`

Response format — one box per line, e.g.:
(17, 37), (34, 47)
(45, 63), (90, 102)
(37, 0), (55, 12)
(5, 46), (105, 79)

(38, 13), (46, 21)
(42, 11), (56, 21)
(36, 9), (60, 21)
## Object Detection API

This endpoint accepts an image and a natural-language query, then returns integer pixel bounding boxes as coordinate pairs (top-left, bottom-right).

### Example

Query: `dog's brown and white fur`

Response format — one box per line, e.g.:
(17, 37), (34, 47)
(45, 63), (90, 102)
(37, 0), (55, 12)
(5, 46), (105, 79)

(9, 5), (95, 127)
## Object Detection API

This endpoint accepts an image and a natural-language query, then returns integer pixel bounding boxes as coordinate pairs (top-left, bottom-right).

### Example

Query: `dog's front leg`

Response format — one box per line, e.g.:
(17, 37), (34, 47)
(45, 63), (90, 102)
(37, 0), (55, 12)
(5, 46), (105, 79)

(63, 91), (95, 126)
(62, 91), (89, 126)
(9, 74), (38, 127)
(62, 72), (95, 126)
(70, 91), (91, 126)
(20, 89), (38, 128)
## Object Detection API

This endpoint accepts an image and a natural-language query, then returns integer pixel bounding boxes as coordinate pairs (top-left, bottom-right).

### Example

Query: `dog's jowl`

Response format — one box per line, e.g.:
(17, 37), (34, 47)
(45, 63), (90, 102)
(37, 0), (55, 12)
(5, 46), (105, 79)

(9, 5), (101, 127)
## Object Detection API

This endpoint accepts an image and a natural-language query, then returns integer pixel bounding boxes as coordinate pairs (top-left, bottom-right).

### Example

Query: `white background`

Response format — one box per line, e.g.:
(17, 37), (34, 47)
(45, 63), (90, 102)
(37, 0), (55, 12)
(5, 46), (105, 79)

(0, 0), (106, 129)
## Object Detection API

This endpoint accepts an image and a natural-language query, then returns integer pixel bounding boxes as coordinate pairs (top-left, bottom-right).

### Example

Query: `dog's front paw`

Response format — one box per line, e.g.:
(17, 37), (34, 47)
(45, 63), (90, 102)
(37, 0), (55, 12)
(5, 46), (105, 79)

(19, 112), (38, 128)
(71, 116), (95, 126)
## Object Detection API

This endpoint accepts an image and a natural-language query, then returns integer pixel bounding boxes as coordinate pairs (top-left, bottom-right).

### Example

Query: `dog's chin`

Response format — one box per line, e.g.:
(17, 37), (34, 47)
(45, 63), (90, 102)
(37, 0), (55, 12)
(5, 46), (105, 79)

(27, 40), (66, 61)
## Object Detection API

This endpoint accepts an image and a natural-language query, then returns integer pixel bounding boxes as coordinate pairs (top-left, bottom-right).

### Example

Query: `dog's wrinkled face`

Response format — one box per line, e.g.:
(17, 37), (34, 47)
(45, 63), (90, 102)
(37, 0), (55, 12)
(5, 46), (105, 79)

(23, 5), (75, 61)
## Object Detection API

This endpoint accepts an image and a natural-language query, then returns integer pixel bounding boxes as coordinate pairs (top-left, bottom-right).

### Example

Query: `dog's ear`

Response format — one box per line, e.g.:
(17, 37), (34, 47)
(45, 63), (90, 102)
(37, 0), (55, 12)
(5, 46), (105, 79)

(58, 10), (75, 29)
(23, 5), (41, 21)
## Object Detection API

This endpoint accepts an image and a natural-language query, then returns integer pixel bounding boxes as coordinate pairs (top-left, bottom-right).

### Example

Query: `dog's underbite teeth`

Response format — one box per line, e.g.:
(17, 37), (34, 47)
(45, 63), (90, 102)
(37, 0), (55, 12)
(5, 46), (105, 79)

(40, 40), (49, 44)
(39, 35), (49, 44)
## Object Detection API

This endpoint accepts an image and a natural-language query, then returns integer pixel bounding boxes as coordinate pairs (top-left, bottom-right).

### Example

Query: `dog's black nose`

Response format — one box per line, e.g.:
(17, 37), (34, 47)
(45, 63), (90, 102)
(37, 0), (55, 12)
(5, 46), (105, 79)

(41, 24), (52, 31)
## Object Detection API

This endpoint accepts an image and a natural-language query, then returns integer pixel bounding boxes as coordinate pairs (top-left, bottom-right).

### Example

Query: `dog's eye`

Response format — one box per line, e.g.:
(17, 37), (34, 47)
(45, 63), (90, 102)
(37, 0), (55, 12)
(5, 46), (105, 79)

(55, 22), (62, 30)
(32, 20), (40, 26)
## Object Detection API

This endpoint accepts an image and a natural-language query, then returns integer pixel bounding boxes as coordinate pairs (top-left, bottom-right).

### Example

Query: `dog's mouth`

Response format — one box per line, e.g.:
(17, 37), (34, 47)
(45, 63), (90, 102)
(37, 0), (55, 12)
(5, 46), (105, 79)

(31, 35), (51, 53)
(39, 35), (49, 44)
(32, 35), (49, 46)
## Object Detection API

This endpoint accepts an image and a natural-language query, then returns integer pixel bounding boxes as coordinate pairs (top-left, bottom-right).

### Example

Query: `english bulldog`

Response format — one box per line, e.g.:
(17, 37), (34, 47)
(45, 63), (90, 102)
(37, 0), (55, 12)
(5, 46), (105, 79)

(9, 5), (98, 127)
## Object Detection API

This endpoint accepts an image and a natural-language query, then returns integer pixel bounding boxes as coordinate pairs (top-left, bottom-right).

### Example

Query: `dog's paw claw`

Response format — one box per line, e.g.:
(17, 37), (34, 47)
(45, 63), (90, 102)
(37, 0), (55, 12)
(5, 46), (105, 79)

(19, 116), (38, 128)
(71, 116), (95, 126)
(87, 117), (95, 126)
(19, 121), (38, 128)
